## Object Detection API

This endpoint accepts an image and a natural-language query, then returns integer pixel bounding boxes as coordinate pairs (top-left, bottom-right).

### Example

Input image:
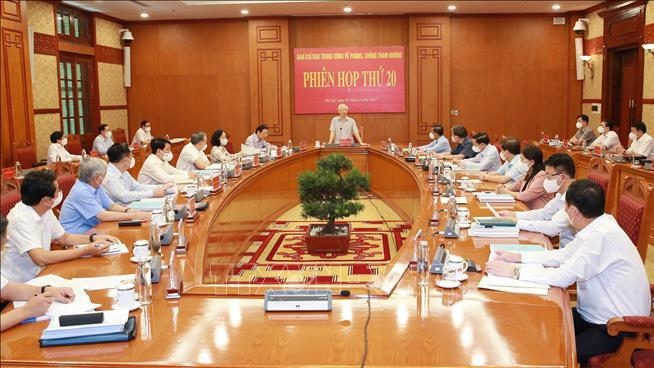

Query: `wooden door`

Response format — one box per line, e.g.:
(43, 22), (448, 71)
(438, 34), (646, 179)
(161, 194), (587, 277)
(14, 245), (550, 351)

(609, 47), (639, 146)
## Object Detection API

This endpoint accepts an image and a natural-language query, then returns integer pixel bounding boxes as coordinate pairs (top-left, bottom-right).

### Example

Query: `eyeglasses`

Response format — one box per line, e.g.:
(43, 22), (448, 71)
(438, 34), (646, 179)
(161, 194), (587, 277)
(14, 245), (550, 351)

(544, 171), (565, 179)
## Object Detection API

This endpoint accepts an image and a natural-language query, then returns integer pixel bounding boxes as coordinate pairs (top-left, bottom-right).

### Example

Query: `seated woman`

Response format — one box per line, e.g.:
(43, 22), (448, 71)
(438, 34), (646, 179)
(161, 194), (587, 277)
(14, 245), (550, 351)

(210, 129), (238, 163)
(496, 144), (554, 210)
(589, 120), (622, 152)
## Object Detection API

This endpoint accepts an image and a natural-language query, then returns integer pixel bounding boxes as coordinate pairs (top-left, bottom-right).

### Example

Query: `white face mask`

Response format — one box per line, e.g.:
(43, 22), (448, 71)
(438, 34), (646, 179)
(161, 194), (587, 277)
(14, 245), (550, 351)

(629, 132), (638, 141)
(220, 138), (228, 146)
(163, 152), (174, 162)
(60, 138), (68, 146)
(500, 152), (507, 161)
(105, 131), (113, 139)
(597, 126), (605, 134)
(129, 157), (136, 169)
(472, 145), (481, 153)
(50, 191), (63, 208)
(429, 132), (435, 140)
(542, 176), (562, 193)
(575, 122), (582, 129)
(144, 126), (151, 133)
(451, 136), (458, 143)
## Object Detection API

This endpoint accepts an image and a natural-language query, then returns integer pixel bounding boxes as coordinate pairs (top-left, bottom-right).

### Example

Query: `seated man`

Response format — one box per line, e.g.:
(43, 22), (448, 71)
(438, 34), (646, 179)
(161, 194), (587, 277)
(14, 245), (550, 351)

(131, 120), (152, 146)
(59, 158), (151, 234)
(0, 215), (76, 331)
(104, 143), (172, 206)
(480, 137), (528, 184)
(245, 124), (270, 151)
(418, 124), (450, 154)
(92, 124), (114, 155)
(176, 131), (210, 171)
(0, 171), (114, 282)
(487, 179), (650, 365)
(47, 131), (81, 165)
(622, 121), (654, 157)
(589, 120), (621, 152)
(499, 153), (576, 247)
(439, 125), (477, 160)
(328, 103), (365, 144)
(569, 114), (596, 146)
(138, 138), (197, 185)
(459, 132), (501, 172)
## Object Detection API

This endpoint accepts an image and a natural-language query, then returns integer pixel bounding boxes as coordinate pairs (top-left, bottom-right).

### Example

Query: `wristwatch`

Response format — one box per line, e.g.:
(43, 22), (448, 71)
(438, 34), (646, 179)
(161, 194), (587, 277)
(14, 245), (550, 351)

(41, 285), (51, 294)
(512, 266), (521, 280)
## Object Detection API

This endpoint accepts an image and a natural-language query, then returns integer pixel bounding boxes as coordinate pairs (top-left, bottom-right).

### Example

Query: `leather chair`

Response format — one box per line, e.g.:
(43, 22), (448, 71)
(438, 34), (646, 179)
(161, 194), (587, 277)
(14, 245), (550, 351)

(614, 177), (654, 261)
(587, 158), (616, 211)
(13, 142), (46, 168)
(66, 134), (83, 155)
(0, 190), (21, 217)
(53, 173), (76, 217)
(113, 128), (128, 144)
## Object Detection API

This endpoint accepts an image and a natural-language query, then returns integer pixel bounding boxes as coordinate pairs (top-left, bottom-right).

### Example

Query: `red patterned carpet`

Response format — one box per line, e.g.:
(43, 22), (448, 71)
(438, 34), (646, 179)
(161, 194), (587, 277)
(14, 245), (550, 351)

(226, 220), (410, 286)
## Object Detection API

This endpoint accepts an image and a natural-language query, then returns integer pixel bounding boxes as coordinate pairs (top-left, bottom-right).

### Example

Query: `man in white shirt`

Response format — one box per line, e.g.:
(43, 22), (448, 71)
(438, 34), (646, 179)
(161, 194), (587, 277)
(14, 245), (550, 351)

(479, 137), (528, 184)
(104, 143), (171, 206)
(328, 104), (365, 144)
(459, 132), (501, 172)
(0, 170), (114, 282)
(589, 120), (621, 152)
(131, 120), (152, 146)
(417, 124), (451, 153)
(92, 124), (114, 155)
(138, 138), (197, 185)
(487, 179), (650, 365)
(499, 153), (576, 247)
(623, 121), (654, 157)
(245, 124), (270, 151)
(47, 131), (81, 165)
(176, 131), (210, 171)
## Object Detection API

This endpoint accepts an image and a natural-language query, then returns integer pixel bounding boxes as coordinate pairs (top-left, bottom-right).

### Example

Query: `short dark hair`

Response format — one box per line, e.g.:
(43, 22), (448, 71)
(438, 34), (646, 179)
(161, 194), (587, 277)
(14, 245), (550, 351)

(500, 137), (520, 155)
(107, 143), (131, 163)
(99, 123), (109, 134)
(431, 124), (444, 137)
(211, 129), (226, 147)
(255, 124), (268, 134)
(452, 125), (467, 139)
(577, 114), (589, 124)
(602, 120), (615, 131)
(150, 137), (171, 154)
(50, 131), (64, 143)
(631, 121), (646, 133)
(20, 170), (57, 206)
(565, 179), (605, 219)
(140, 120), (150, 128)
(0, 215), (7, 241)
(472, 132), (490, 145)
(544, 153), (576, 178)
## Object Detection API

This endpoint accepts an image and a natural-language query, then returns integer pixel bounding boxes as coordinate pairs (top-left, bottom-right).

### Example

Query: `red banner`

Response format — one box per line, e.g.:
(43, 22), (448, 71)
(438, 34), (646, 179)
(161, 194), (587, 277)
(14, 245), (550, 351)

(293, 46), (405, 114)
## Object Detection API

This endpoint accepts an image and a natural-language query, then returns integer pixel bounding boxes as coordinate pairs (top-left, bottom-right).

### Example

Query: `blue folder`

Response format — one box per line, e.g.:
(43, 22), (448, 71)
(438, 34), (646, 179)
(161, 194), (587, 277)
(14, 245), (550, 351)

(39, 316), (136, 347)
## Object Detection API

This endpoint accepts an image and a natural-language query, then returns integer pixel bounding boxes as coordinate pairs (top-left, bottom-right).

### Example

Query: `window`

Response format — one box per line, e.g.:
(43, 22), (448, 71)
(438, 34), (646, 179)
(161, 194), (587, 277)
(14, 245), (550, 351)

(59, 54), (93, 136)
(56, 5), (91, 44)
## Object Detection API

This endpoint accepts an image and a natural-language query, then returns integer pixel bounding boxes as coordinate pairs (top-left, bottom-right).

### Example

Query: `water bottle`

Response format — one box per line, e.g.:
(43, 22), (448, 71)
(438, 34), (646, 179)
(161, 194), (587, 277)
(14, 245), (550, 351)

(287, 139), (293, 155)
(387, 138), (392, 153)
(408, 142), (413, 155)
(149, 222), (161, 256)
(221, 162), (228, 187)
(136, 260), (152, 305)
(164, 195), (175, 223)
(416, 240), (429, 285)
(14, 162), (23, 179)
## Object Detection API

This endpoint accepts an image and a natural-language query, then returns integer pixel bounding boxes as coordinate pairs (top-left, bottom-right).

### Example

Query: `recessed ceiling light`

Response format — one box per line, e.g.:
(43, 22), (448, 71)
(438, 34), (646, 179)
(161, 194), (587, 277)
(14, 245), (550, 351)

(241, 9), (249, 15)
(448, 5), (456, 11)
(140, 12), (149, 18)
(343, 5), (352, 13)
(552, 4), (561, 10)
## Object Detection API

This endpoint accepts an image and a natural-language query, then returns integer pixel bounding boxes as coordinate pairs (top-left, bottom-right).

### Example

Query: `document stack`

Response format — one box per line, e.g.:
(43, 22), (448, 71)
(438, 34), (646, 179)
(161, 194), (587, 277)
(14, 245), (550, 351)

(474, 193), (515, 203)
(40, 310), (136, 347)
(468, 217), (519, 237)
(128, 197), (166, 211)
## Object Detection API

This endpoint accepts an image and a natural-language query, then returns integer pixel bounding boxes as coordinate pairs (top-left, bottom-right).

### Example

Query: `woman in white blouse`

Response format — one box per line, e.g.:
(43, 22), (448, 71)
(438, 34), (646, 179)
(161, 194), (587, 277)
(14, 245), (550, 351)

(589, 120), (622, 152)
(210, 129), (238, 163)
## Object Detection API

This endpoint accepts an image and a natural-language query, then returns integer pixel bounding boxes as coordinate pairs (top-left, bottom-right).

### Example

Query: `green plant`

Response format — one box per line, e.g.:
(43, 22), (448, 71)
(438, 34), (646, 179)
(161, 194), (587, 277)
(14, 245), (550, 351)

(297, 153), (370, 235)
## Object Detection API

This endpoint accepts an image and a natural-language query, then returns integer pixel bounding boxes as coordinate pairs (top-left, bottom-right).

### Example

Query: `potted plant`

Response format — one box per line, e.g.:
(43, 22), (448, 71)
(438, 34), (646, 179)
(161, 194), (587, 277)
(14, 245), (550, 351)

(297, 153), (370, 254)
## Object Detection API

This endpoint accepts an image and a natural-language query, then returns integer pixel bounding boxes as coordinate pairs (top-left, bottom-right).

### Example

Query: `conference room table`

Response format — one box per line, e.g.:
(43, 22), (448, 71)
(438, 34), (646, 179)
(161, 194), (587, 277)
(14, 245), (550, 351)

(0, 145), (575, 367)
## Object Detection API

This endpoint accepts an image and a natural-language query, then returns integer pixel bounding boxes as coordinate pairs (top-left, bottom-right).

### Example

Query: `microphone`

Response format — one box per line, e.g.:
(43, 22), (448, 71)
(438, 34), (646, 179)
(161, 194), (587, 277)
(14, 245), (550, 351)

(340, 290), (351, 297)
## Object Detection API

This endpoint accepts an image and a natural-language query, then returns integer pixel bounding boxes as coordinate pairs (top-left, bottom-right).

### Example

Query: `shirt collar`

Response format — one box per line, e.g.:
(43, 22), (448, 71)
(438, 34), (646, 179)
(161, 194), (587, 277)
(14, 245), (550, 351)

(575, 213), (610, 240)
(79, 179), (101, 194)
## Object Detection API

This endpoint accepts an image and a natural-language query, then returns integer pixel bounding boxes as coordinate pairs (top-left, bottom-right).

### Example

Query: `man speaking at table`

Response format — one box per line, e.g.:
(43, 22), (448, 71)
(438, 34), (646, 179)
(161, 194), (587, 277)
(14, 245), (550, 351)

(328, 103), (365, 145)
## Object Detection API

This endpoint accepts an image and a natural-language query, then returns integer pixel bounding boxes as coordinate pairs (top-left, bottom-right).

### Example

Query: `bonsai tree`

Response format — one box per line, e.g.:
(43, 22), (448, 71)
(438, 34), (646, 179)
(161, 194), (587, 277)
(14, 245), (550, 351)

(297, 153), (370, 235)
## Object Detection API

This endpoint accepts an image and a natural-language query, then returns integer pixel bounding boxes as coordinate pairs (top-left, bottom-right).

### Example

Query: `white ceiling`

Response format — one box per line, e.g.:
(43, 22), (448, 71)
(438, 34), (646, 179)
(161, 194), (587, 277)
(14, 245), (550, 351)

(62, 1), (604, 22)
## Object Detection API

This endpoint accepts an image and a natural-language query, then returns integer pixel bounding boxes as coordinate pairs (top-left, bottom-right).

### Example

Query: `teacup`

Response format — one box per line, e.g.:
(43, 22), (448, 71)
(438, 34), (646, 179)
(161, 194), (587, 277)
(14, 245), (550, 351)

(457, 207), (470, 224)
(443, 255), (468, 281)
(114, 280), (135, 309)
(133, 239), (150, 260)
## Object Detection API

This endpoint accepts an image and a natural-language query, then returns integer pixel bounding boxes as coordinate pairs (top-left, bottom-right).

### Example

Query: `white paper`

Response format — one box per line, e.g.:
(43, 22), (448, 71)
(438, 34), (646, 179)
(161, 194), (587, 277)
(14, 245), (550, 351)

(439, 196), (468, 205)
(478, 275), (549, 296)
(71, 274), (135, 291)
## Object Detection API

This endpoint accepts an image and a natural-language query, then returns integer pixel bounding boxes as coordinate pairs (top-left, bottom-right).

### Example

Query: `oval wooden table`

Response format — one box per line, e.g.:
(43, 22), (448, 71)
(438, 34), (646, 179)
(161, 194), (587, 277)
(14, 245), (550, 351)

(0, 146), (575, 367)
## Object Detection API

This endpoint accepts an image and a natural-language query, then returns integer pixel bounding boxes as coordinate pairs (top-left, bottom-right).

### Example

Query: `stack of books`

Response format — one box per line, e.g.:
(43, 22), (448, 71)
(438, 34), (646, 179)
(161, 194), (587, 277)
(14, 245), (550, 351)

(468, 217), (519, 237)
(40, 310), (136, 347)
(128, 197), (166, 211)
(475, 193), (516, 203)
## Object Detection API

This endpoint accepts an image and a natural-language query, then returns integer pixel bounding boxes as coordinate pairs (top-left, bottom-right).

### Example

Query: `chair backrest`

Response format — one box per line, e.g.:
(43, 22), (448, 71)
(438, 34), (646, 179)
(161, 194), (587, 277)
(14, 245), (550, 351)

(12, 142), (37, 168)
(614, 176), (654, 261)
(113, 128), (128, 144)
(54, 173), (76, 215)
(587, 157), (616, 210)
(66, 134), (82, 155)
(0, 190), (21, 217)
(1, 177), (20, 193)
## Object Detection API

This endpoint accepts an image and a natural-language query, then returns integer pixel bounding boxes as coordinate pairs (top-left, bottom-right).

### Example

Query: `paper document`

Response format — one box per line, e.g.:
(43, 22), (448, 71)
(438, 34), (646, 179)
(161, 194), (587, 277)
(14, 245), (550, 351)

(478, 275), (549, 296)
(486, 203), (500, 217)
(14, 275), (99, 321)
(41, 310), (129, 340)
(439, 196), (468, 205)
(240, 144), (260, 155)
(71, 274), (135, 291)
(488, 244), (546, 261)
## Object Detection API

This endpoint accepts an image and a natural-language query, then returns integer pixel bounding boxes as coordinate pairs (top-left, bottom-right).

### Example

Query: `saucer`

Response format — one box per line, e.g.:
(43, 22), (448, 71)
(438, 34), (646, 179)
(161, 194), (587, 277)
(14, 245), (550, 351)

(112, 301), (140, 311)
(464, 187), (476, 192)
(436, 279), (461, 288)
(461, 176), (470, 180)
(444, 273), (469, 282)
(457, 221), (471, 229)
(129, 255), (152, 263)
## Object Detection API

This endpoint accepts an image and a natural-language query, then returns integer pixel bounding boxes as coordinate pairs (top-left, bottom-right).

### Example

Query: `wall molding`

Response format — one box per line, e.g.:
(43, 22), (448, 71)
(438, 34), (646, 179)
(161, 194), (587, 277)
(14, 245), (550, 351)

(1, 0), (21, 22)
(34, 108), (60, 114)
(642, 99), (654, 104)
(582, 99), (602, 103)
(33, 32), (58, 56)
(100, 105), (128, 110)
(95, 44), (123, 64)
(645, 23), (654, 43)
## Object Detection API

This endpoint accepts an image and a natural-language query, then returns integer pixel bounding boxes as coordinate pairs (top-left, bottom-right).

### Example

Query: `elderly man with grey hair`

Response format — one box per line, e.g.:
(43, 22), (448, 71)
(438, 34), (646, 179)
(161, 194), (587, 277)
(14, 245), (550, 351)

(59, 157), (151, 234)
(176, 131), (210, 171)
(328, 103), (365, 145)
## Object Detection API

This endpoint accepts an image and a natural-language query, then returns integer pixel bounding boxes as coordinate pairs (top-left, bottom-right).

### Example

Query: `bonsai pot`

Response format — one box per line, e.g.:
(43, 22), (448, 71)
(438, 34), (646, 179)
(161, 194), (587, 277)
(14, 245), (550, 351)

(305, 222), (351, 254)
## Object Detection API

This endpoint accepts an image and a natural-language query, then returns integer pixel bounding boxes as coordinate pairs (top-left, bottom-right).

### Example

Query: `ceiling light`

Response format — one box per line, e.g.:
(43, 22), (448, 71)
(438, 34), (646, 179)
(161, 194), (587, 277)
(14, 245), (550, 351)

(343, 5), (352, 13)
(552, 4), (561, 10)
(241, 9), (249, 15)
(448, 5), (456, 11)
(140, 12), (149, 18)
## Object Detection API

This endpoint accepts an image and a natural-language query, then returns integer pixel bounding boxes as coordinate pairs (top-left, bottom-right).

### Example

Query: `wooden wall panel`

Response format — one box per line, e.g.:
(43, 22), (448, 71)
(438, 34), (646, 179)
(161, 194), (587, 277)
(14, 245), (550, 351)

(248, 20), (291, 147)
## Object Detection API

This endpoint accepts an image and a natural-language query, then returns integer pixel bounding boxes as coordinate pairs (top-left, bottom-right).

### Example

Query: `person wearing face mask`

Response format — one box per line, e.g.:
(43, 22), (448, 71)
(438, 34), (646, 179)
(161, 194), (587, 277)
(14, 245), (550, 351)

(210, 129), (239, 163)
(177, 131), (211, 171)
(417, 124), (451, 153)
(132, 120), (153, 146)
(479, 138), (528, 184)
(486, 179), (650, 365)
(569, 114), (596, 146)
(59, 158), (151, 234)
(92, 124), (114, 155)
(589, 120), (622, 152)
(497, 144), (554, 209)
(103, 143), (172, 206)
(138, 138), (198, 185)
(498, 153), (576, 247)
(437, 125), (477, 160)
(0, 171), (116, 282)
(622, 121), (654, 157)
(458, 132), (501, 172)
(46, 131), (81, 165)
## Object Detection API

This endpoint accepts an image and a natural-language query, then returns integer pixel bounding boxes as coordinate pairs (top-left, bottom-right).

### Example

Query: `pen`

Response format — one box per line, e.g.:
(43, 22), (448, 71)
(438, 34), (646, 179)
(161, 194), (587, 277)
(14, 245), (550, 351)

(20, 317), (37, 324)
